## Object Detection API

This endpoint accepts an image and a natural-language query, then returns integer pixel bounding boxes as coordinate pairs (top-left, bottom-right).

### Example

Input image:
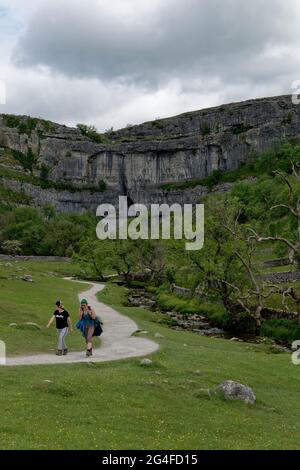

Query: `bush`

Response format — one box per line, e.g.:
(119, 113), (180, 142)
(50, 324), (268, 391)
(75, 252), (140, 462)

(1, 240), (22, 255)
(260, 318), (300, 344)
(98, 180), (106, 192)
(156, 291), (229, 326)
(197, 303), (230, 329)
(40, 163), (50, 180)
(11, 148), (37, 174)
(77, 123), (108, 144)
(156, 292), (202, 315)
(231, 123), (253, 135)
(200, 121), (210, 136)
(3, 115), (39, 136)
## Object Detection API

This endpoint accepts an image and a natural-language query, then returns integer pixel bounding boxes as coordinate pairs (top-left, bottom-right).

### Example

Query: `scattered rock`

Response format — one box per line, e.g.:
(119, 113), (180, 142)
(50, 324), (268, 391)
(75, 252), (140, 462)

(44, 380), (51, 383)
(9, 323), (17, 327)
(144, 380), (155, 386)
(139, 330), (149, 335)
(154, 371), (162, 375)
(196, 388), (211, 399)
(154, 333), (164, 339)
(230, 337), (240, 342)
(24, 322), (41, 330)
(128, 293), (156, 309)
(21, 275), (33, 282)
(268, 345), (291, 354)
(199, 327), (224, 336)
(217, 380), (256, 405)
(193, 370), (204, 376)
(140, 358), (153, 366)
(5, 262), (13, 267)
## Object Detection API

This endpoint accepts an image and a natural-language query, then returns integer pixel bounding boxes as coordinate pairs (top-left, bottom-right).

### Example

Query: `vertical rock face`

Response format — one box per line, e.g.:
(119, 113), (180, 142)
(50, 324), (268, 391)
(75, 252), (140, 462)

(0, 94), (300, 212)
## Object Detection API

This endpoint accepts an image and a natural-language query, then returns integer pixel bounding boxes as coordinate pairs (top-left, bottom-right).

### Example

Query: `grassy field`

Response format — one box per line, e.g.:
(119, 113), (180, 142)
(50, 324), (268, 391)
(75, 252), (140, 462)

(0, 261), (300, 449)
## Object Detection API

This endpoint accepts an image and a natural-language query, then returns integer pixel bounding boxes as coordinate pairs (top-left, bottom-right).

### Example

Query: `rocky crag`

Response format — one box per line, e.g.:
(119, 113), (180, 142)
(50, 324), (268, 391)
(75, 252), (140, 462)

(0, 94), (299, 212)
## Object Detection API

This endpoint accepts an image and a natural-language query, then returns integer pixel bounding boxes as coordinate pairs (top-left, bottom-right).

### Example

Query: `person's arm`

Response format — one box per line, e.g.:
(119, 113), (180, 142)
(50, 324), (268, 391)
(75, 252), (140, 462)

(67, 315), (73, 332)
(46, 315), (55, 328)
(90, 308), (97, 320)
(79, 308), (83, 319)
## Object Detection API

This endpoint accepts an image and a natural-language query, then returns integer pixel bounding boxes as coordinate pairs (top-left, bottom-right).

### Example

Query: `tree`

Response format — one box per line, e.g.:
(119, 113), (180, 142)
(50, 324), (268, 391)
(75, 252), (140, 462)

(108, 240), (138, 283)
(74, 239), (107, 281)
(188, 195), (276, 327)
(1, 240), (22, 256)
(137, 240), (167, 284)
(248, 162), (300, 267)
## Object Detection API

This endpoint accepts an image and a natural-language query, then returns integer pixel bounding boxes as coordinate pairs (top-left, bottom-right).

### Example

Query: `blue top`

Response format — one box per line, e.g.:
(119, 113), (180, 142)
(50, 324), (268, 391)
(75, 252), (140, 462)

(82, 312), (95, 327)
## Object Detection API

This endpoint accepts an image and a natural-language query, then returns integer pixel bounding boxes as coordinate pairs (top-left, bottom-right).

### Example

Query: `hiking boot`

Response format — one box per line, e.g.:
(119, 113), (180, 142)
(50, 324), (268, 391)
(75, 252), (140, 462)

(56, 350), (63, 356)
(63, 349), (68, 356)
(86, 349), (93, 357)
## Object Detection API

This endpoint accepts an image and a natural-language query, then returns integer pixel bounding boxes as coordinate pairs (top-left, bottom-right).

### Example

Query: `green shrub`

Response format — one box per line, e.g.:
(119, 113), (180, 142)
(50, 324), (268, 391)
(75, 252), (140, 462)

(156, 292), (201, 315)
(3, 115), (40, 137)
(40, 163), (50, 180)
(11, 148), (38, 174)
(231, 123), (253, 135)
(98, 180), (106, 192)
(3, 115), (21, 128)
(200, 121), (210, 136)
(282, 112), (293, 126)
(260, 318), (300, 344)
(152, 120), (164, 130)
(197, 303), (230, 329)
(77, 123), (109, 144)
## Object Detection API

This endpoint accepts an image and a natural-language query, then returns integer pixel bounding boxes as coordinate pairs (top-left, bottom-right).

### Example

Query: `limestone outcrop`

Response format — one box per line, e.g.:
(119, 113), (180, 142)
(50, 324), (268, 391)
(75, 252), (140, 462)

(1, 94), (299, 212)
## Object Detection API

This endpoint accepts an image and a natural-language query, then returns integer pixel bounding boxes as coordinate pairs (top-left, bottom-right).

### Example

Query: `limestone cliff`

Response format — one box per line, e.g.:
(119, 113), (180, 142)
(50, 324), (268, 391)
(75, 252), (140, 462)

(0, 94), (299, 212)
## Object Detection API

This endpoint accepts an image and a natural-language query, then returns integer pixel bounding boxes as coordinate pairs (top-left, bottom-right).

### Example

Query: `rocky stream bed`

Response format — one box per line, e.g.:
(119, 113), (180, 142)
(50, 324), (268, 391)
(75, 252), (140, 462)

(127, 288), (291, 353)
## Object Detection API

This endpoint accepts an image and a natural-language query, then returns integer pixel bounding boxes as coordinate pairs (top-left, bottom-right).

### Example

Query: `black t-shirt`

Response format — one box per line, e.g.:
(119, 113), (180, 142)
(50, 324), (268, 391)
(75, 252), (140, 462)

(54, 309), (70, 329)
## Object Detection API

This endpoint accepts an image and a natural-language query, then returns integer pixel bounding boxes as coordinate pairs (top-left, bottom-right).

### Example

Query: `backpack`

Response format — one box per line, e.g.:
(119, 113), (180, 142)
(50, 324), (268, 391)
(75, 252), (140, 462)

(93, 318), (103, 337)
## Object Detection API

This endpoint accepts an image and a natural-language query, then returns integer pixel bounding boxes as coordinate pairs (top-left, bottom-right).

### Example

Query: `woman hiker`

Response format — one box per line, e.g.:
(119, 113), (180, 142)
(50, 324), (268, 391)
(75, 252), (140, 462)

(77, 298), (102, 357)
(46, 300), (73, 356)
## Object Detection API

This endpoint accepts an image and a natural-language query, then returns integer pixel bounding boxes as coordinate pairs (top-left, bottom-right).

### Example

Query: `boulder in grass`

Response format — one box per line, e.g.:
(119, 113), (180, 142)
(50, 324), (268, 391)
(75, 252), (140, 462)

(9, 323), (18, 327)
(140, 358), (153, 366)
(21, 275), (33, 282)
(217, 380), (256, 404)
(154, 333), (164, 339)
(193, 370), (204, 376)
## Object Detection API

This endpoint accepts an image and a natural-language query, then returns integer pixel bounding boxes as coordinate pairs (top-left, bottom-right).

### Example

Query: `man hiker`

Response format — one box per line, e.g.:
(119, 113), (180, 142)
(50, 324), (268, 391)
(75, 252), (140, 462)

(46, 300), (73, 356)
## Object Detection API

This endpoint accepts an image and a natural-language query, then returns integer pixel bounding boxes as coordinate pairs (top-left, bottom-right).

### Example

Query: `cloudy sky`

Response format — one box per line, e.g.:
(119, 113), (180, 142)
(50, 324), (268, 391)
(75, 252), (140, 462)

(0, 0), (300, 131)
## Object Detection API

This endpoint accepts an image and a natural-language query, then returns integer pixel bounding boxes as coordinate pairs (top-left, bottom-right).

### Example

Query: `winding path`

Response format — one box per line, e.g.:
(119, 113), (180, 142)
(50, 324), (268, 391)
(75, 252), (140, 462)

(4, 280), (159, 367)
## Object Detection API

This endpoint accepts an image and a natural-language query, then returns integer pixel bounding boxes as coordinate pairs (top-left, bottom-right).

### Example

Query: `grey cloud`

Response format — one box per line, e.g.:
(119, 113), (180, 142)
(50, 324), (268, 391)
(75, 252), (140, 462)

(13, 0), (300, 88)
(2, 0), (300, 131)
